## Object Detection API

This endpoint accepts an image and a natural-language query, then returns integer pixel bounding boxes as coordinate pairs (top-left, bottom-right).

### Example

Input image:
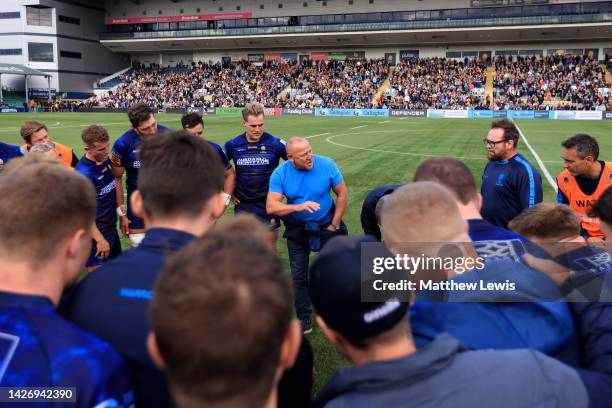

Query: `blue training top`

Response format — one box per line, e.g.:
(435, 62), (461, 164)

(0, 291), (134, 408)
(208, 140), (231, 169)
(110, 125), (170, 197)
(0, 142), (23, 172)
(269, 154), (343, 223)
(60, 228), (195, 408)
(224, 132), (286, 203)
(75, 157), (117, 232)
(480, 153), (543, 228)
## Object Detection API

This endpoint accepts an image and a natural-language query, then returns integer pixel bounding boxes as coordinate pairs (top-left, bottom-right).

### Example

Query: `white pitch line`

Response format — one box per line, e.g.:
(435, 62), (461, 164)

(514, 124), (557, 193)
(350, 125), (368, 130)
(378, 121), (390, 124)
(306, 132), (331, 139)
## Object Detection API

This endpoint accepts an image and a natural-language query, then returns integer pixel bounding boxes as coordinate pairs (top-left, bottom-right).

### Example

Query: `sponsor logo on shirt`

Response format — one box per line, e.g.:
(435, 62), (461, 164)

(575, 199), (596, 208)
(133, 160), (141, 169)
(236, 157), (270, 166)
(99, 181), (116, 196)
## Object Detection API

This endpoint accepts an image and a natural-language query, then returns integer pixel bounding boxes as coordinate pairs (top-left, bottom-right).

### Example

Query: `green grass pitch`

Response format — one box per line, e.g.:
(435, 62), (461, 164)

(1, 112), (610, 390)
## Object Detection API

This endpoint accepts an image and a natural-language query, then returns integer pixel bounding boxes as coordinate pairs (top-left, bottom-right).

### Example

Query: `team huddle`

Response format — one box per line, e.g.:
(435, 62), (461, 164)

(0, 102), (610, 408)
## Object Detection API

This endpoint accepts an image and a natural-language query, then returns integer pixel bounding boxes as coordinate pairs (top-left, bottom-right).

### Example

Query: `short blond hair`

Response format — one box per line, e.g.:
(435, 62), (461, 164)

(242, 102), (264, 121)
(381, 182), (465, 245)
(0, 162), (95, 267)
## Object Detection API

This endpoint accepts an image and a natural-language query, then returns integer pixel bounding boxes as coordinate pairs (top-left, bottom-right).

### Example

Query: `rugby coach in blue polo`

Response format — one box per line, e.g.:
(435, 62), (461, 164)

(267, 137), (348, 334)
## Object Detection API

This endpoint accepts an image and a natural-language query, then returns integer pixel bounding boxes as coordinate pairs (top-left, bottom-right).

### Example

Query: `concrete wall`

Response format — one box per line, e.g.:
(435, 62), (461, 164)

(105, 0), (468, 20)
(134, 40), (612, 67)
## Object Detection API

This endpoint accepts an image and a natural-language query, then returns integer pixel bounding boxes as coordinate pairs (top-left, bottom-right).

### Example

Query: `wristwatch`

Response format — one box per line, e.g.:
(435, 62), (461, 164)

(330, 223), (341, 231)
(116, 205), (127, 217)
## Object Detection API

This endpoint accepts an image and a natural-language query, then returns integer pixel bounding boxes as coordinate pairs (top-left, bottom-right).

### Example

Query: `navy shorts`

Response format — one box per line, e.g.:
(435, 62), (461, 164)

(234, 200), (281, 230)
(86, 227), (122, 267)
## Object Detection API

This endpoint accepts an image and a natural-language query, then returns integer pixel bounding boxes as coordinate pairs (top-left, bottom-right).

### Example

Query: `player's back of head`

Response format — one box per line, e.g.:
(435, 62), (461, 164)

(150, 232), (294, 408)
(212, 214), (276, 252)
(137, 130), (225, 220)
(381, 182), (466, 244)
(0, 161), (95, 267)
(509, 203), (580, 242)
(413, 157), (477, 205)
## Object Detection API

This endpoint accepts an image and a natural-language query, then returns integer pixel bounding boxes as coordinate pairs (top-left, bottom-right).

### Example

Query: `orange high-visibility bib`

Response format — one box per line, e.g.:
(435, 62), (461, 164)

(557, 162), (612, 239)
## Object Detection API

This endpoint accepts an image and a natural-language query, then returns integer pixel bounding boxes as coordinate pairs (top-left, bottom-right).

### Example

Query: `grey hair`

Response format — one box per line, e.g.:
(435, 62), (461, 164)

(29, 140), (56, 154)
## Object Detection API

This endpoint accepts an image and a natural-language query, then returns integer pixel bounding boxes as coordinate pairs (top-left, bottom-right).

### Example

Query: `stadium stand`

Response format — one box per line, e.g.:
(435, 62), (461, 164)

(493, 55), (610, 111)
(386, 57), (488, 110)
(84, 54), (612, 110)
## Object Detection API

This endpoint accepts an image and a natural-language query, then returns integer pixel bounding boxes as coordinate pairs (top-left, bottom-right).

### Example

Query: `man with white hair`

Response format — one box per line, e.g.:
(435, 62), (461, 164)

(29, 140), (59, 161)
(267, 137), (348, 334)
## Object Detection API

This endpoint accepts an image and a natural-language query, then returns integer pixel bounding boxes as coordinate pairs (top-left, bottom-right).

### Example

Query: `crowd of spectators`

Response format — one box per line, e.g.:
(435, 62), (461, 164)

(89, 60), (299, 110)
(493, 54), (611, 111)
(280, 59), (389, 109)
(385, 57), (489, 110)
(83, 54), (611, 111)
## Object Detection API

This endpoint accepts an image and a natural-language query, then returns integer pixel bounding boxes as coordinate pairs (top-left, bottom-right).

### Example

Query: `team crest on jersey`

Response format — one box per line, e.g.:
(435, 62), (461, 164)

(474, 240), (522, 263)
(574, 251), (612, 274)
(496, 173), (506, 186)
(564, 177), (569, 183)
(261, 146), (266, 151)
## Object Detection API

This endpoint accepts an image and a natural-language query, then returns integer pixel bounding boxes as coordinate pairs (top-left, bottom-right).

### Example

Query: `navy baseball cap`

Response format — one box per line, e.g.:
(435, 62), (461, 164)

(309, 235), (409, 340)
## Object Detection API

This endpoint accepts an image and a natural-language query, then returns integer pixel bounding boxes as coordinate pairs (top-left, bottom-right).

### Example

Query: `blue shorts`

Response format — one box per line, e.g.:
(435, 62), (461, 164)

(86, 227), (122, 267)
(234, 200), (281, 230)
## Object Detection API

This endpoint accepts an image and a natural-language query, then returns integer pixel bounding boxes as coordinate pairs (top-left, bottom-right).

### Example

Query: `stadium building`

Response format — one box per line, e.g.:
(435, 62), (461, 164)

(0, 0), (611, 108)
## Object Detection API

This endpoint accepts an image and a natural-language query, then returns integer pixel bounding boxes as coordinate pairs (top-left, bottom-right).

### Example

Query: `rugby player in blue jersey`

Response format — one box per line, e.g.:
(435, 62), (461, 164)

(0, 161), (134, 408)
(111, 103), (170, 247)
(63, 131), (225, 408)
(0, 141), (23, 172)
(76, 125), (123, 272)
(224, 102), (287, 235)
(511, 203), (612, 408)
(181, 112), (235, 205)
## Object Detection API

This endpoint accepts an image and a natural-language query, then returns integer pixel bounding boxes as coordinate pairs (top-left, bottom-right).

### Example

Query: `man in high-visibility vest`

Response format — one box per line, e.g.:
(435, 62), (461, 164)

(20, 120), (78, 168)
(557, 134), (612, 242)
